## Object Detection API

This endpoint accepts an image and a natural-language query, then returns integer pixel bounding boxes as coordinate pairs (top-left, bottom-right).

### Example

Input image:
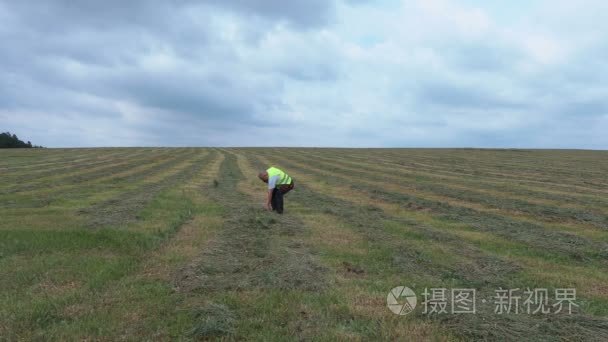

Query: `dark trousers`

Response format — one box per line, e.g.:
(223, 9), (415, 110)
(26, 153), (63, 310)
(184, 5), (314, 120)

(271, 181), (294, 214)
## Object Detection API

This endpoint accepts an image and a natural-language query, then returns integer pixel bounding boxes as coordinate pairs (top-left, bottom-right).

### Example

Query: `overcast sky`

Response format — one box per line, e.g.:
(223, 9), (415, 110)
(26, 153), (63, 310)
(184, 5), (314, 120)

(1, 0), (606, 148)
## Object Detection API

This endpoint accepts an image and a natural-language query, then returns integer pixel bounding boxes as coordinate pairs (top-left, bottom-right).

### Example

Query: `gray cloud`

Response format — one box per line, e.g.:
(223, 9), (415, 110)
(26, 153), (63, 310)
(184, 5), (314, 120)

(414, 81), (525, 110)
(0, 0), (606, 148)
(205, 0), (335, 28)
(445, 41), (522, 72)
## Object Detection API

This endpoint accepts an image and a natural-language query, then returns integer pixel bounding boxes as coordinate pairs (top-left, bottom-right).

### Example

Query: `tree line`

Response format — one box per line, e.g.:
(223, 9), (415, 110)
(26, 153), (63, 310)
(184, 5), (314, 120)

(0, 132), (42, 148)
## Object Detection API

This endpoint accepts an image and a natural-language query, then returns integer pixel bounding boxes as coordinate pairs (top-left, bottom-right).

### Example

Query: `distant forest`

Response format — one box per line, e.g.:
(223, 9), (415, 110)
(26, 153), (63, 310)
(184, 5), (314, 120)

(0, 132), (42, 148)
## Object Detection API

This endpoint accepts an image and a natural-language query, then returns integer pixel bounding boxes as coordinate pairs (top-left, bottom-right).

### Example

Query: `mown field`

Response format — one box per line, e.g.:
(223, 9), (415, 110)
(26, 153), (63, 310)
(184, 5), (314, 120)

(1, 147), (607, 341)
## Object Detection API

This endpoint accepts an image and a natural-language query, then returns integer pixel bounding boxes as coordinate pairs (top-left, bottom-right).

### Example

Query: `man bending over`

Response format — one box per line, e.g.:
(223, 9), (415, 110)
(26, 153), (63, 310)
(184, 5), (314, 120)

(258, 166), (294, 214)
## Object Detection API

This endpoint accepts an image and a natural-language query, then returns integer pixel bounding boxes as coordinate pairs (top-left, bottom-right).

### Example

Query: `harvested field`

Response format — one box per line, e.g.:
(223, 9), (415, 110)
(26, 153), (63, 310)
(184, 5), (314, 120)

(1, 148), (607, 340)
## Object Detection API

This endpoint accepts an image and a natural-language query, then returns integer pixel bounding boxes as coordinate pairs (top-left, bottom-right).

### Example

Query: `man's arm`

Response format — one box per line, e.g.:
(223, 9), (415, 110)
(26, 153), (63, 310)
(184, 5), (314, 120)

(266, 189), (273, 210)
(266, 175), (279, 210)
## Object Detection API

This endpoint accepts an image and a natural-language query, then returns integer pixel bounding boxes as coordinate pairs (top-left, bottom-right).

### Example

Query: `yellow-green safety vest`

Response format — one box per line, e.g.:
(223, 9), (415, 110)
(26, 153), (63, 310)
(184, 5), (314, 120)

(267, 167), (292, 185)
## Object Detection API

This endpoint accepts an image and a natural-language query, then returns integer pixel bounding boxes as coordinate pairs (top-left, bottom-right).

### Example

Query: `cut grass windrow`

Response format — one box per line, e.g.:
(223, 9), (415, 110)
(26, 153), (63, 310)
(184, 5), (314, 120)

(0, 148), (163, 188)
(176, 151), (326, 293)
(232, 149), (455, 340)
(260, 150), (608, 265)
(0, 149), (200, 210)
(2, 148), (607, 340)
(288, 150), (608, 228)
(0, 149), (221, 340)
(170, 150), (341, 340)
(300, 148), (608, 196)
(296, 149), (608, 213)
(0, 148), (119, 169)
(246, 150), (608, 341)
(249, 152), (522, 285)
(0, 148), (183, 194)
(326, 148), (608, 191)
(291, 152), (608, 242)
(80, 150), (217, 228)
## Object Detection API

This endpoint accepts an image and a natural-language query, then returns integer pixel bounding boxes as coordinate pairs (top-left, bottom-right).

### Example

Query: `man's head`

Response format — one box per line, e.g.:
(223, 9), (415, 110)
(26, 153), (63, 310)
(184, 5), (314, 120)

(258, 171), (268, 183)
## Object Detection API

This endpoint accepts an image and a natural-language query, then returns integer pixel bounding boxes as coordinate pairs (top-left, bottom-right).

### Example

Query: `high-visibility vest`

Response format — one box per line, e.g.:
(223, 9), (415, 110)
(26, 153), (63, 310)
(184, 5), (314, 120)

(267, 167), (292, 185)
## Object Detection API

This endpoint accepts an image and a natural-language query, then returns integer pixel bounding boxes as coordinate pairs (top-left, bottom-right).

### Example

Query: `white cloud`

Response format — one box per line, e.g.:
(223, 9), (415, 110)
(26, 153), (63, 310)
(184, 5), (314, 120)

(0, 0), (606, 148)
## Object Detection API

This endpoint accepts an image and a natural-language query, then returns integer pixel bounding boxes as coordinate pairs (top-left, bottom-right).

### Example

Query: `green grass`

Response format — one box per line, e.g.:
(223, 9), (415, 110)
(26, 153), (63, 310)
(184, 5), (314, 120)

(1, 147), (607, 340)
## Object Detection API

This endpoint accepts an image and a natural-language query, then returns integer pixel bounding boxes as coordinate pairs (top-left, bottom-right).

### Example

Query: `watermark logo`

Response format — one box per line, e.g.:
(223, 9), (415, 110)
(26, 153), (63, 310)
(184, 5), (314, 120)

(387, 286), (417, 315)
(387, 286), (578, 315)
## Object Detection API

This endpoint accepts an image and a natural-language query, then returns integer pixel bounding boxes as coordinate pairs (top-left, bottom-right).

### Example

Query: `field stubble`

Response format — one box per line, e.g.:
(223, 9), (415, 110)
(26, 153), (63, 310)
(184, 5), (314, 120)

(0, 147), (607, 341)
